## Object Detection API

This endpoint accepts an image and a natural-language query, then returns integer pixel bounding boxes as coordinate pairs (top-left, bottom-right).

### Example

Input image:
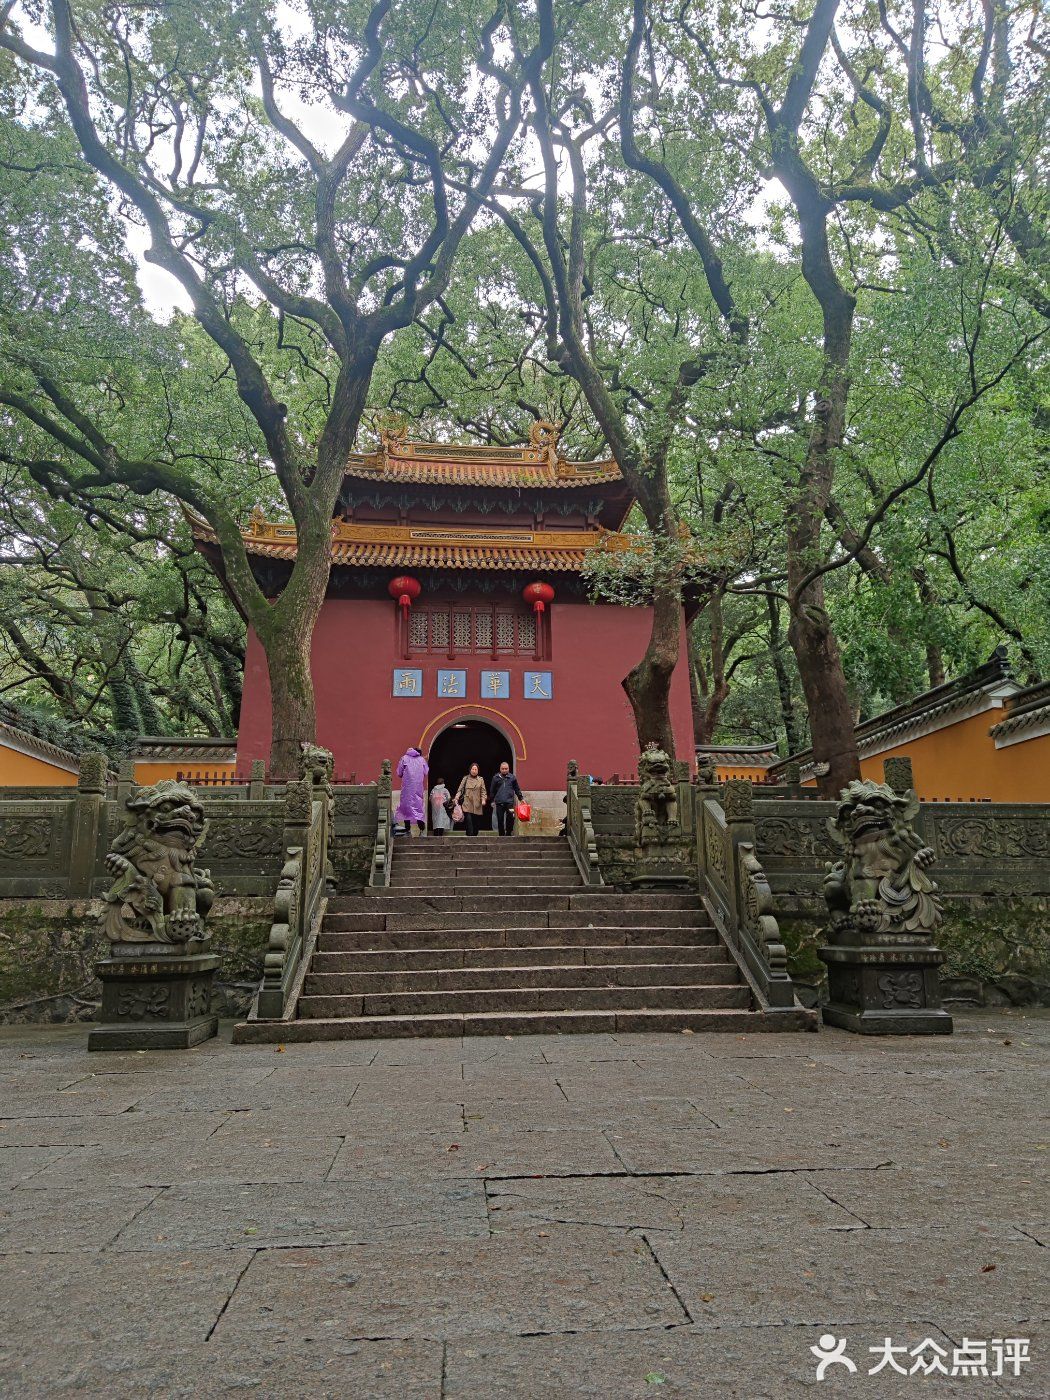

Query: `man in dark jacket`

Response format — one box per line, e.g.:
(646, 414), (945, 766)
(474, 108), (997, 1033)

(489, 762), (524, 837)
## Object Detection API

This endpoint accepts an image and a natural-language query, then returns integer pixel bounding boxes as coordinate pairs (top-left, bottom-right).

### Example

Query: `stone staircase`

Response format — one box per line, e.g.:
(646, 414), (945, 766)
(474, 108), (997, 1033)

(235, 837), (815, 1041)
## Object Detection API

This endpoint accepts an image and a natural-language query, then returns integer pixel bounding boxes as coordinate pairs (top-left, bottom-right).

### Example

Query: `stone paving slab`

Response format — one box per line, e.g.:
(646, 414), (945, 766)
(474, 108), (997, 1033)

(443, 1323), (1006, 1400)
(0, 1011), (1047, 1398)
(112, 1178), (489, 1251)
(805, 1164), (1050, 1230)
(0, 1183), (161, 1252)
(648, 1226), (1048, 1329)
(486, 1171), (857, 1233)
(0, 1109), (230, 1148)
(0, 1246), (255, 1348)
(328, 1126), (625, 1181)
(215, 1226), (684, 1342)
(22, 1134), (344, 1189)
(0, 1335), (443, 1399)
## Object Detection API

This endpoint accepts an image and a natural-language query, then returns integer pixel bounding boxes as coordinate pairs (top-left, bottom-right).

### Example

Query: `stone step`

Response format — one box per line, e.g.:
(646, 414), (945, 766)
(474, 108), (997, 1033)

(309, 943), (733, 972)
(345, 901), (708, 924)
(316, 925), (720, 951)
(392, 845), (575, 857)
(336, 893), (703, 912)
(392, 856), (579, 868)
(395, 835), (561, 842)
(297, 982), (752, 1019)
(330, 915), (712, 937)
(234, 1007), (817, 1044)
(392, 838), (562, 849)
(324, 911), (713, 934)
(386, 879), (585, 890)
(304, 961), (741, 995)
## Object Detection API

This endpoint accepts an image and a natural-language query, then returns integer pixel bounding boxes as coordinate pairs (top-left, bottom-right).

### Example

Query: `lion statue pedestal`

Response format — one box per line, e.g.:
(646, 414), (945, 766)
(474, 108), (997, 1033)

(817, 780), (952, 1035)
(629, 747), (693, 891)
(88, 780), (219, 1051)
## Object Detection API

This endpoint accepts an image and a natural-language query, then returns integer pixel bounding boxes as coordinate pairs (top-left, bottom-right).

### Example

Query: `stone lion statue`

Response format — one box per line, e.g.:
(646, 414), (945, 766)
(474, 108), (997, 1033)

(101, 780), (214, 945)
(300, 743), (334, 787)
(635, 746), (680, 844)
(823, 779), (941, 936)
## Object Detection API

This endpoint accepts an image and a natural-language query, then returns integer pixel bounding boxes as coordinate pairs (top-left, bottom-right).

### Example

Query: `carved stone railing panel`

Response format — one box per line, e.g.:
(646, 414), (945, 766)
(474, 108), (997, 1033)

(695, 786), (799, 1010)
(0, 799), (74, 897)
(699, 798), (732, 931)
(369, 761), (394, 888)
(332, 787), (379, 837)
(588, 784), (638, 835)
(566, 762), (602, 886)
(256, 777), (331, 1020)
(753, 798), (1050, 904)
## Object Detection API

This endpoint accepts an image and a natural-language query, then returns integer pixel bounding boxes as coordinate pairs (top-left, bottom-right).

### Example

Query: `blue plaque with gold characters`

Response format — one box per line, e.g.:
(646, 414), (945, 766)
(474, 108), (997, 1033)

(480, 670), (510, 699)
(523, 671), (553, 700)
(392, 668), (423, 697)
(437, 669), (467, 698)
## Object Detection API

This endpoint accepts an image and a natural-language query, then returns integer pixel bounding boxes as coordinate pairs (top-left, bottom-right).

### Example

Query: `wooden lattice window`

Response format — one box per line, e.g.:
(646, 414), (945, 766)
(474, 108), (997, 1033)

(430, 611), (450, 650)
(406, 605), (545, 656)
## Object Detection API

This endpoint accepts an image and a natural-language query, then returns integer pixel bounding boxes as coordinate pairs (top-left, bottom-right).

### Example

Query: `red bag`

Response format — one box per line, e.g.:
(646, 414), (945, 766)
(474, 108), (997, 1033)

(515, 801), (532, 822)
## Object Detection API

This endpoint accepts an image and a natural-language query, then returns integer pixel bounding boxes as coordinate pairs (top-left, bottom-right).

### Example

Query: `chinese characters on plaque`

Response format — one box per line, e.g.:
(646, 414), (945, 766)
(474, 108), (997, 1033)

(481, 671), (510, 698)
(437, 669), (467, 698)
(523, 671), (553, 699)
(392, 669), (552, 699)
(392, 669), (423, 697)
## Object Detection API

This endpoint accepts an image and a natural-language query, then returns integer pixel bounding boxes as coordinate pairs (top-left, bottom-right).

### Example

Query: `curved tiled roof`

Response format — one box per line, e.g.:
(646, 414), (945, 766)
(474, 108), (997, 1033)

(344, 426), (622, 490)
(696, 744), (779, 767)
(189, 514), (637, 575)
(0, 718), (80, 773)
(989, 681), (1050, 744)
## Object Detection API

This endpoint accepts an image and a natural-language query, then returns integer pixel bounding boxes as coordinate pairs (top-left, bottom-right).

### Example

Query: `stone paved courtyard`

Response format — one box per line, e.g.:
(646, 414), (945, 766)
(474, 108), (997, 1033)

(0, 1011), (1046, 1398)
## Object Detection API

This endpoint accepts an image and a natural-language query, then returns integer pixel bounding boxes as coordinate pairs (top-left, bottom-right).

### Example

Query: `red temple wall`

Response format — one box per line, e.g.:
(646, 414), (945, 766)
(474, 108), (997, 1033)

(237, 596), (695, 787)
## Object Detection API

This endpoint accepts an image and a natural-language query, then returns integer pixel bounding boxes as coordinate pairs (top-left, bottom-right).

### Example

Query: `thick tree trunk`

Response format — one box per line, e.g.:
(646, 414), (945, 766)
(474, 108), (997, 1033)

(785, 290), (861, 795)
(623, 578), (681, 756)
(687, 625), (707, 747)
(262, 628), (317, 779)
(688, 595), (729, 745)
(766, 595), (801, 753)
(914, 569), (946, 688)
(926, 644), (946, 690)
(786, 589), (858, 794)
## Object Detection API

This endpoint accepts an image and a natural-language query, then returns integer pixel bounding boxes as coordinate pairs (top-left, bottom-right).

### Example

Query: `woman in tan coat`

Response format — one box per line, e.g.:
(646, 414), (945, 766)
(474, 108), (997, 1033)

(455, 763), (487, 836)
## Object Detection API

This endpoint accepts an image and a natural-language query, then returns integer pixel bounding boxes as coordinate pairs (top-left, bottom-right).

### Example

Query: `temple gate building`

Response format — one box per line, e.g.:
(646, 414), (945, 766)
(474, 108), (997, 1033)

(193, 423), (694, 826)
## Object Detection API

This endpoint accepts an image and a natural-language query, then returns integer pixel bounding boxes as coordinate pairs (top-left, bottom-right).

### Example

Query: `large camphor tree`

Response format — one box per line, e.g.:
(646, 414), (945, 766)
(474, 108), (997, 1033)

(0, 0), (543, 774)
(461, 0), (1045, 788)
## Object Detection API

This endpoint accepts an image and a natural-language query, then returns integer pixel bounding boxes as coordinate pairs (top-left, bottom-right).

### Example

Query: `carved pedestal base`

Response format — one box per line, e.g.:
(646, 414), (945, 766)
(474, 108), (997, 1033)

(629, 843), (694, 891)
(818, 933), (952, 1035)
(88, 951), (219, 1051)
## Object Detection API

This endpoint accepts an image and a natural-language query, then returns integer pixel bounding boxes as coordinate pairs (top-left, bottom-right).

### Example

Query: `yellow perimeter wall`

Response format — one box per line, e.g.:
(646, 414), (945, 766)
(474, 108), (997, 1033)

(0, 747), (239, 788)
(799, 706), (1049, 802)
(716, 765), (773, 783)
(134, 762), (238, 785)
(0, 748), (77, 786)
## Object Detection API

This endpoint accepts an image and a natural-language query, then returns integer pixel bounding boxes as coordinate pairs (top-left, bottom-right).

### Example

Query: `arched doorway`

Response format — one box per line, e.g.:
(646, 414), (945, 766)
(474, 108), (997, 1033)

(428, 719), (513, 801)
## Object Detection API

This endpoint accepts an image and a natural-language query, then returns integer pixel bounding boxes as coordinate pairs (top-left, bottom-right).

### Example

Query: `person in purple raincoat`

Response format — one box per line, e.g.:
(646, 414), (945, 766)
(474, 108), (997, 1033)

(394, 746), (429, 836)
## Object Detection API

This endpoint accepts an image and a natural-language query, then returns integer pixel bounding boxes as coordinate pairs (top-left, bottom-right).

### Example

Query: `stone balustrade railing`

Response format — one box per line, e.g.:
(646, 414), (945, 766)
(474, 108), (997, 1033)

(255, 776), (332, 1020)
(369, 760), (394, 888)
(0, 753), (375, 900)
(565, 761), (602, 886)
(694, 781), (795, 1008)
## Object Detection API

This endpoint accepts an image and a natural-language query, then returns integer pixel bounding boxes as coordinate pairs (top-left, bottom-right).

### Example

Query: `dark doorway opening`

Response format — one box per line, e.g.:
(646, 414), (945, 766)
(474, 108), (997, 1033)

(428, 720), (513, 816)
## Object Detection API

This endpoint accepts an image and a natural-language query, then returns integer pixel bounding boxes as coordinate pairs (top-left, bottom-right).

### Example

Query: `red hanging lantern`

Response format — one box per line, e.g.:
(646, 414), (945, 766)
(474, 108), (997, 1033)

(388, 574), (421, 615)
(522, 580), (555, 614)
